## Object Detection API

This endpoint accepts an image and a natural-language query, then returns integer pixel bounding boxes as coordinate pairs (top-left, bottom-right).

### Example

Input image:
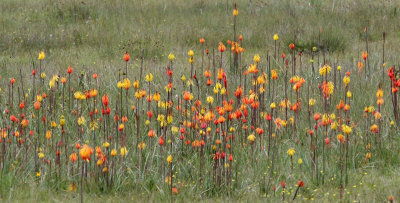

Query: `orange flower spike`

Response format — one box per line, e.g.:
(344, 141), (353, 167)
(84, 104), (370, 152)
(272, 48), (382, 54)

(60, 77), (67, 84)
(314, 113), (321, 121)
(148, 129), (156, 138)
(183, 91), (192, 101)
(357, 61), (364, 70)
(123, 51), (130, 62)
(219, 42), (226, 53)
(256, 128), (263, 135)
(204, 70), (211, 78)
(234, 86), (243, 98)
(289, 43), (295, 50)
(362, 51), (368, 61)
(102, 94), (109, 107)
(69, 152), (78, 163)
(79, 144), (93, 161)
(67, 66), (73, 74)
(336, 100), (344, 110)
(34, 101), (41, 110)
(158, 136), (165, 146)
(206, 79), (212, 86)
(95, 146), (102, 155)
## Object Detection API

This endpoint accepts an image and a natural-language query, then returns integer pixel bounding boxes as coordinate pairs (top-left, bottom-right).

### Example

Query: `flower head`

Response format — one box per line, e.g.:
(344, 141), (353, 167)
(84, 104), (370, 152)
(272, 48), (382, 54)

(287, 148), (295, 156)
(38, 51), (45, 60)
(168, 53), (175, 61)
(167, 155), (173, 164)
(123, 51), (130, 62)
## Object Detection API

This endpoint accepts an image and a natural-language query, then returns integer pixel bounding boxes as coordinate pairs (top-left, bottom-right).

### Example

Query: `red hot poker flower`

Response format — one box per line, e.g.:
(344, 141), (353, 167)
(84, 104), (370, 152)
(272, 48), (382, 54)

(123, 51), (130, 62)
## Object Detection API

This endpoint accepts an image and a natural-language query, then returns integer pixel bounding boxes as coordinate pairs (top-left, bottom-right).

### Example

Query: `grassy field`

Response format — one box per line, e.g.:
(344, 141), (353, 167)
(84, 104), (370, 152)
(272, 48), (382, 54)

(1, 0), (400, 202)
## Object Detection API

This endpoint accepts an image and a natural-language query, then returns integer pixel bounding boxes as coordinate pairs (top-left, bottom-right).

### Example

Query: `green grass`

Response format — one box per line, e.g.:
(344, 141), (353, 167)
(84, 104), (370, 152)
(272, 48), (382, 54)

(2, 0), (400, 64)
(1, 0), (400, 202)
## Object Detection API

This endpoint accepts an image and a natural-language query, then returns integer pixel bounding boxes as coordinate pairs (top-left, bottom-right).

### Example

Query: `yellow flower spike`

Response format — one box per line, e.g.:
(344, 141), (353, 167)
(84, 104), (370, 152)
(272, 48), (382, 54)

(270, 102), (276, 109)
(138, 142), (146, 150)
(247, 134), (256, 142)
(213, 86), (219, 94)
(117, 81), (124, 89)
(342, 124), (352, 134)
(38, 51), (45, 60)
(74, 91), (84, 100)
(181, 75), (186, 82)
(103, 141), (110, 148)
(153, 92), (160, 101)
(111, 149), (117, 156)
(337, 66), (342, 71)
(233, 7), (238, 16)
(376, 88), (383, 98)
(346, 91), (352, 98)
(171, 126), (178, 134)
(207, 96), (214, 104)
(146, 73), (153, 82)
(123, 78), (131, 89)
(289, 117), (294, 124)
(287, 148), (295, 156)
(298, 158), (303, 164)
(46, 130), (51, 140)
(168, 53), (175, 61)
(253, 54), (260, 63)
(212, 145), (217, 150)
(77, 116), (85, 126)
(49, 75), (58, 89)
(343, 76), (350, 86)
(319, 64), (331, 76)
(215, 82), (222, 89)
(257, 75), (265, 84)
(220, 87), (226, 95)
(60, 116), (66, 126)
(167, 115), (173, 123)
(273, 34), (279, 41)
(188, 50), (194, 57)
(167, 155), (173, 164)
(186, 79), (194, 87)
(164, 86), (171, 93)
(38, 152), (45, 159)
(135, 91), (141, 99)
(133, 80), (140, 89)
(312, 46), (317, 52)
(41, 73), (46, 79)
(120, 147), (127, 157)
(368, 106), (375, 113)
(309, 98), (316, 106)
(331, 122), (337, 130)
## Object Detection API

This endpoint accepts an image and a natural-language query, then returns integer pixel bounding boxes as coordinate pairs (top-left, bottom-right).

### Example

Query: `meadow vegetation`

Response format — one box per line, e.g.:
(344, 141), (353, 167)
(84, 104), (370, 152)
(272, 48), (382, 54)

(0, 0), (400, 202)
